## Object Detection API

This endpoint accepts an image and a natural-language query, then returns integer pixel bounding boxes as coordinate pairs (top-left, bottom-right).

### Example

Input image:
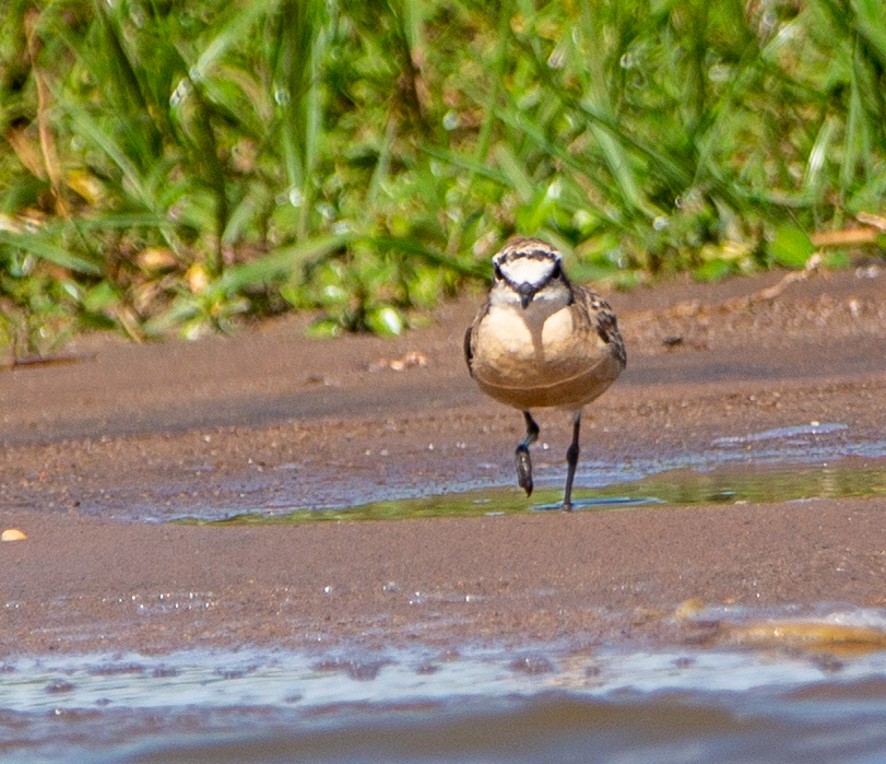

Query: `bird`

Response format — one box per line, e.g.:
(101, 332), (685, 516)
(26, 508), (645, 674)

(464, 237), (626, 511)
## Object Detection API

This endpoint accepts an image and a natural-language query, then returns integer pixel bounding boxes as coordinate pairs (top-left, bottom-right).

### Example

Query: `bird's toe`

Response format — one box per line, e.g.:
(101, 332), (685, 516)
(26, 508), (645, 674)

(515, 445), (533, 496)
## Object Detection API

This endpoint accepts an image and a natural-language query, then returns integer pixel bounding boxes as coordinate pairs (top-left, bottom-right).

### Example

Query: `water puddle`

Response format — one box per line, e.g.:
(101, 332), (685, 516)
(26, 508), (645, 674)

(711, 421), (850, 446)
(2, 607), (886, 762)
(184, 457), (886, 525)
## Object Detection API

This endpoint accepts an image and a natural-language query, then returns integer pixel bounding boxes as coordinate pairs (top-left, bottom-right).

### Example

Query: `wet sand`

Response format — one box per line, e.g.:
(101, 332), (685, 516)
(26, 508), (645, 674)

(1, 264), (885, 656)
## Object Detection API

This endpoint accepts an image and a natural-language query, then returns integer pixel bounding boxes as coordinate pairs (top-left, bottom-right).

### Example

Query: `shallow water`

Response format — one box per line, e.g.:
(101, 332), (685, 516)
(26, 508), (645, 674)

(164, 415), (886, 524)
(190, 456), (886, 525)
(2, 609), (886, 763)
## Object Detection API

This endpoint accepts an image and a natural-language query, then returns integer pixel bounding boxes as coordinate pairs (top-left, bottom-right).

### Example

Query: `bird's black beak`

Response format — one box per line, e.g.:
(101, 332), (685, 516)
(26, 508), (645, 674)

(517, 282), (536, 309)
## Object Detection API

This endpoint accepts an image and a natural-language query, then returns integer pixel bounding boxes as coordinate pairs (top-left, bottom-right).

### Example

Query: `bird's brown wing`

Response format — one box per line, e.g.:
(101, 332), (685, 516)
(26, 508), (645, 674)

(463, 324), (474, 375)
(571, 284), (627, 368)
(464, 297), (491, 376)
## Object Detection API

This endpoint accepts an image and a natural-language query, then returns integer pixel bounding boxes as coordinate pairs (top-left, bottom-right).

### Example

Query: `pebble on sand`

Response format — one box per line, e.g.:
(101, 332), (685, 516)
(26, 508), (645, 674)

(1, 528), (27, 542)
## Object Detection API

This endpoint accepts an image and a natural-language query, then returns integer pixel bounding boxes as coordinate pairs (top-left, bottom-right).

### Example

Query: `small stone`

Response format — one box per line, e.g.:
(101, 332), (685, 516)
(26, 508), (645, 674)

(674, 598), (705, 621)
(1, 529), (26, 542)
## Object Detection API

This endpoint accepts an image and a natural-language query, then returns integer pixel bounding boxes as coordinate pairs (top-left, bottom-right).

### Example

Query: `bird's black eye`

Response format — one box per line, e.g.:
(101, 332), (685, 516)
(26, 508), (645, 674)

(551, 262), (561, 279)
(493, 263), (504, 280)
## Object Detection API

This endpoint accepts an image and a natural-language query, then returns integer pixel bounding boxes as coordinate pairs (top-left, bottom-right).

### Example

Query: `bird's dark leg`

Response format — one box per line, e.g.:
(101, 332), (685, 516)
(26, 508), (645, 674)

(562, 411), (582, 511)
(515, 410), (540, 496)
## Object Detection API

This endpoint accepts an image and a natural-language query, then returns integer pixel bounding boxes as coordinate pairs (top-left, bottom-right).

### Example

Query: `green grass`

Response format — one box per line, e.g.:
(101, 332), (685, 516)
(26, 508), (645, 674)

(1, 0), (885, 352)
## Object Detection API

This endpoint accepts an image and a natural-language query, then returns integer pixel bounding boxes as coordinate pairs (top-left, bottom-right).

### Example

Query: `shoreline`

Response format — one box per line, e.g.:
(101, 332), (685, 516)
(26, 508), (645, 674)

(1, 266), (885, 656)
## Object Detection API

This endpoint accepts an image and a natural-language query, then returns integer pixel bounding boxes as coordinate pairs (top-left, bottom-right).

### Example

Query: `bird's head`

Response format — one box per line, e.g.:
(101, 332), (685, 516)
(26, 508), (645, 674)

(491, 238), (571, 310)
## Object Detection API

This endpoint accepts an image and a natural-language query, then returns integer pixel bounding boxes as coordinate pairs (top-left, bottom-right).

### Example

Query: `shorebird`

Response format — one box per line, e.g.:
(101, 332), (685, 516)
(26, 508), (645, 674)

(464, 237), (626, 511)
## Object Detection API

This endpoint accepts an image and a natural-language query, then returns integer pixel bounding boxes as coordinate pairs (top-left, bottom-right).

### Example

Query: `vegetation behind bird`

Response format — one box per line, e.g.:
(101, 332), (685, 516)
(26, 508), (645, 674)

(1, 0), (884, 354)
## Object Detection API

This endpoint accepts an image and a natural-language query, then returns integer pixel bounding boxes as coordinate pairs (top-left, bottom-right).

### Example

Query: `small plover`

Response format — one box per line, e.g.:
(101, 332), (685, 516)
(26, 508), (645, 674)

(465, 237), (626, 511)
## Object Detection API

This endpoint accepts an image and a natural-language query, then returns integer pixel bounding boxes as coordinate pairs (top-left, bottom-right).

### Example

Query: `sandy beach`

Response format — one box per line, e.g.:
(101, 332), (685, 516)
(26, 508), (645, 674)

(1, 264), (885, 657)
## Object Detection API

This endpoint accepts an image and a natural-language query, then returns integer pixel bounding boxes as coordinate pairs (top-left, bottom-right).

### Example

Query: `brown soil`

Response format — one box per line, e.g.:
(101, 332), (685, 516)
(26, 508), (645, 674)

(1, 264), (885, 656)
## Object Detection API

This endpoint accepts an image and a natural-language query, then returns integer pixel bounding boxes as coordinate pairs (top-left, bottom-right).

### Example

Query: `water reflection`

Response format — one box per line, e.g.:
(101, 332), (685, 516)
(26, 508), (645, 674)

(187, 457), (886, 525)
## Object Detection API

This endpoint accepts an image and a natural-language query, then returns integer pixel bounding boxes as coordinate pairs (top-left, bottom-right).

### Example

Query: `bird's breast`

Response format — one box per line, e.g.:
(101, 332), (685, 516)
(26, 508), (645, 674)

(477, 302), (573, 361)
(471, 303), (621, 410)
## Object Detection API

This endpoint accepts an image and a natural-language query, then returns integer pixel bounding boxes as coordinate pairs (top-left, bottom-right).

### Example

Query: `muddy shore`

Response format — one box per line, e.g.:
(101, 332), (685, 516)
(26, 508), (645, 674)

(1, 264), (885, 656)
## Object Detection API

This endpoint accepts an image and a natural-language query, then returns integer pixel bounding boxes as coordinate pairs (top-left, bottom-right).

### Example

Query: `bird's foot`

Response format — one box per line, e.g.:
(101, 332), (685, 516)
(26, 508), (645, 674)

(515, 445), (533, 496)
